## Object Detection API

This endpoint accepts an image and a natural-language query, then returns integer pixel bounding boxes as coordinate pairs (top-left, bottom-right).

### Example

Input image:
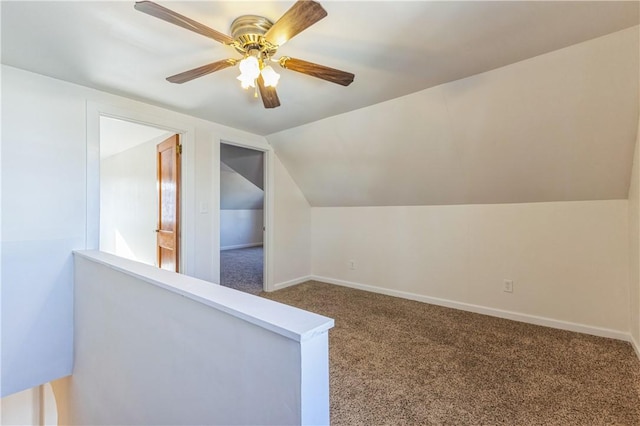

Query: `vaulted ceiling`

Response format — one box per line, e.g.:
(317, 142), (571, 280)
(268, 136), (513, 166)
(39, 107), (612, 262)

(267, 26), (639, 206)
(2, 1), (639, 207)
(1, 1), (638, 135)
(221, 144), (265, 210)
(100, 116), (173, 159)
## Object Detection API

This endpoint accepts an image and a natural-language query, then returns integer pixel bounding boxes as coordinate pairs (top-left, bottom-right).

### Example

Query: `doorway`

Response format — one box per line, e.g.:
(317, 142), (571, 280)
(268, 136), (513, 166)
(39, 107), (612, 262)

(219, 143), (265, 294)
(99, 116), (180, 271)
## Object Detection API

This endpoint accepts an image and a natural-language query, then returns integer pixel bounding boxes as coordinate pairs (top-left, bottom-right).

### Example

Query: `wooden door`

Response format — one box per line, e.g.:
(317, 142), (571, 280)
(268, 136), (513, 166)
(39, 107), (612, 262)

(156, 134), (181, 272)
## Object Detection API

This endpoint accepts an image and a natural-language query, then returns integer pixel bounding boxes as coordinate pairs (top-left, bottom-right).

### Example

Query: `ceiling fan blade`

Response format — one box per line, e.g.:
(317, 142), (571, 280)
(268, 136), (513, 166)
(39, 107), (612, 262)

(257, 75), (281, 109)
(264, 0), (327, 47)
(279, 57), (354, 86)
(167, 59), (238, 84)
(134, 1), (235, 45)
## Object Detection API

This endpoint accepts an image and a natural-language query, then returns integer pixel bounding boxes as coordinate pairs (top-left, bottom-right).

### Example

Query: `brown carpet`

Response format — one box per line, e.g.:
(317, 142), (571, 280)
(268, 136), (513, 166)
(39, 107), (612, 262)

(260, 281), (640, 425)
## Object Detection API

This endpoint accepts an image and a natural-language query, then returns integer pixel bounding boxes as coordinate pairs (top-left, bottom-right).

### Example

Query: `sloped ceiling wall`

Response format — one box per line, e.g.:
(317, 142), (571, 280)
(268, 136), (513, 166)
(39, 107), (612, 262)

(220, 144), (265, 210)
(267, 26), (639, 207)
(100, 116), (173, 159)
(220, 144), (264, 190)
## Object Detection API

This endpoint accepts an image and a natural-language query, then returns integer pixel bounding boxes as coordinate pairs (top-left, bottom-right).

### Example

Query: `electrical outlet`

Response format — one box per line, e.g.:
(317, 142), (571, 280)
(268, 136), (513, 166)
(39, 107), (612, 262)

(349, 260), (356, 270)
(503, 279), (514, 293)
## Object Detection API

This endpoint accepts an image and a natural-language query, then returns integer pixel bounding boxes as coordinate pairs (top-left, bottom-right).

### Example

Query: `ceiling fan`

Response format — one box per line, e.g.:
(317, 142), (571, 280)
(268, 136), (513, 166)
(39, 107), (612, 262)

(134, 0), (355, 109)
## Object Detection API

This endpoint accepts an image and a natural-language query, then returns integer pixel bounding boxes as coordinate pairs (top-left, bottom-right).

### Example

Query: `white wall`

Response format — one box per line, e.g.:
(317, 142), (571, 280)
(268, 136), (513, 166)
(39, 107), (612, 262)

(2, 66), (84, 395)
(220, 209), (264, 250)
(629, 113), (640, 356)
(273, 155), (312, 288)
(311, 200), (629, 337)
(63, 251), (331, 425)
(1, 65), (311, 396)
(100, 136), (162, 266)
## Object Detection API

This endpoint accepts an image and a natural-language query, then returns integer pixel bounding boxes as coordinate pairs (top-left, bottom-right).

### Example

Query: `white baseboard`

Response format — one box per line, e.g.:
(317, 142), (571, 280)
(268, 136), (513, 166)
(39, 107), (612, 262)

(310, 275), (630, 342)
(631, 334), (640, 361)
(220, 242), (263, 251)
(271, 275), (313, 292)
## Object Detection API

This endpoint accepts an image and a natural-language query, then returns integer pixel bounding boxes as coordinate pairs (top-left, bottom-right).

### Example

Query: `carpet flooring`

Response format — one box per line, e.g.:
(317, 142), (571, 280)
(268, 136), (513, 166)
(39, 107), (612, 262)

(260, 281), (640, 425)
(220, 246), (263, 295)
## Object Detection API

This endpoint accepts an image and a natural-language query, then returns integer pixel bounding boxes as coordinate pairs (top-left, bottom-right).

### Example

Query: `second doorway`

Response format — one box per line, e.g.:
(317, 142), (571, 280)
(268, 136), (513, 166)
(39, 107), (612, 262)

(219, 143), (265, 294)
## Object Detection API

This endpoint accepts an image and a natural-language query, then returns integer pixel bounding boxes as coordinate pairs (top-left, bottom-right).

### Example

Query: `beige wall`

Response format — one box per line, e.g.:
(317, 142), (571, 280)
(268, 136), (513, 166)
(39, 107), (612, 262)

(311, 200), (629, 336)
(629, 114), (640, 355)
(1, 384), (57, 425)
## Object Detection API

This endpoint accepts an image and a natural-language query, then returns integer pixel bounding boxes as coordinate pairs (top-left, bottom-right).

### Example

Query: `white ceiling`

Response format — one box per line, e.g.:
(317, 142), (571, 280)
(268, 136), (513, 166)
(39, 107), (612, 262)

(268, 26), (640, 206)
(221, 144), (264, 190)
(220, 162), (264, 210)
(100, 116), (173, 159)
(1, 1), (638, 136)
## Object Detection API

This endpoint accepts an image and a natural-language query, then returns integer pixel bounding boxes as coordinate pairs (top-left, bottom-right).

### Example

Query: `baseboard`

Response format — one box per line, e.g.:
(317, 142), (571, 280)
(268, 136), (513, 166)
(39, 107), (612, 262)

(310, 275), (630, 342)
(220, 243), (263, 251)
(631, 334), (640, 361)
(272, 275), (314, 291)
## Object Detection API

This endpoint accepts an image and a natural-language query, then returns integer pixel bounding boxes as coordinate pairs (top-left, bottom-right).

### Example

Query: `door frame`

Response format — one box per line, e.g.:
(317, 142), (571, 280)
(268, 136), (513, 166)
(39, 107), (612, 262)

(86, 102), (195, 275)
(215, 139), (274, 292)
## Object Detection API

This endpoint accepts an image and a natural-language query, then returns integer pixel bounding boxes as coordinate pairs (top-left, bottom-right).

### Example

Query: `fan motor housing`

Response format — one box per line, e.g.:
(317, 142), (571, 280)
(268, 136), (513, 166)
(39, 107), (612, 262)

(231, 15), (277, 57)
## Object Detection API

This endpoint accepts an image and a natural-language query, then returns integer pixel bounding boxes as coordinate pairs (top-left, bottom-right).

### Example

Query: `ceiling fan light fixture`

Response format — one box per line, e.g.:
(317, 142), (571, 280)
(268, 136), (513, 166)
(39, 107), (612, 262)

(238, 55), (260, 80)
(136, 1), (353, 108)
(237, 73), (256, 89)
(261, 65), (280, 88)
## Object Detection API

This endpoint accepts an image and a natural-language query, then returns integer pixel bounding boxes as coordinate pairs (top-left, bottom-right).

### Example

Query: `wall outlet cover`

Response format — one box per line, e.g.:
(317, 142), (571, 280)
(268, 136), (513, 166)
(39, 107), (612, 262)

(503, 279), (514, 293)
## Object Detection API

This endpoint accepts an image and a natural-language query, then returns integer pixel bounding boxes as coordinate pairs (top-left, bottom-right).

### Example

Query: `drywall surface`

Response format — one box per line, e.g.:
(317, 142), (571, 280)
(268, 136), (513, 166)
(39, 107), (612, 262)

(220, 163), (264, 210)
(311, 200), (629, 334)
(67, 251), (332, 425)
(268, 26), (639, 207)
(221, 143), (264, 190)
(220, 209), (264, 250)
(2, 66), (84, 395)
(629, 114), (640, 354)
(0, 384), (57, 426)
(99, 116), (171, 159)
(1, 387), (37, 426)
(1, 65), (295, 395)
(100, 135), (162, 266)
(273, 155), (312, 287)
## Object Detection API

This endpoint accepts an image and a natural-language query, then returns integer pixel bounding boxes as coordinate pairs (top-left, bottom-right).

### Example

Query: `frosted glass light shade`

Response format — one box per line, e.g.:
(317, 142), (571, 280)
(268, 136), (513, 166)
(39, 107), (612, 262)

(261, 66), (280, 87)
(237, 73), (256, 89)
(238, 56), (260, 80)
